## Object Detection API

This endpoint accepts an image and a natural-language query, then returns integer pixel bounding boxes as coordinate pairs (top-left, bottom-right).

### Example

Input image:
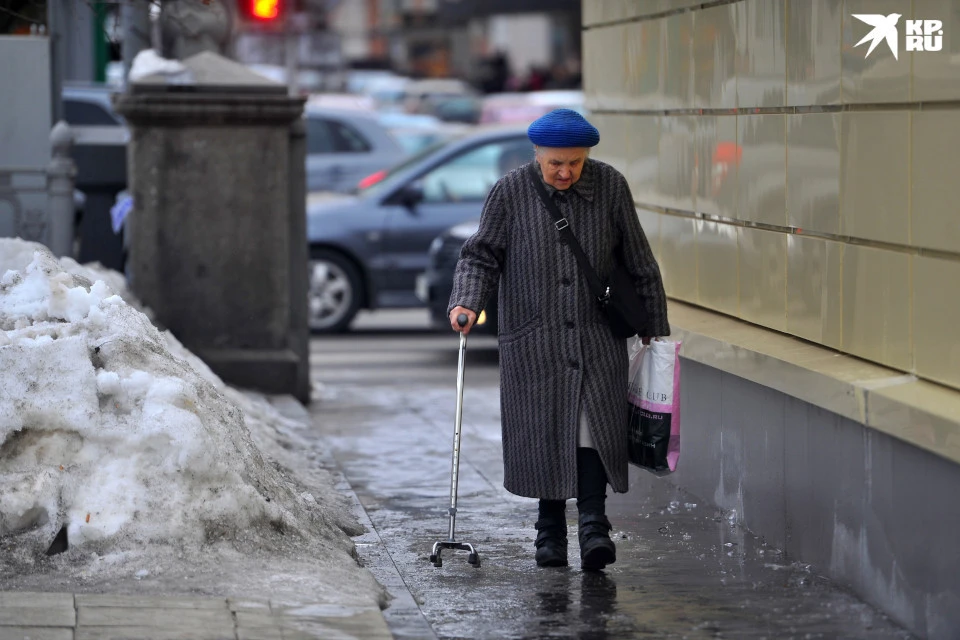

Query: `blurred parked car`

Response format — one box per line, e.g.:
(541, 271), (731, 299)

(403, 78), (477, 115)
(418, 219), (499, 335)
(417, 94), (482, 124)
(305, 126), (530, 332)
(305, 106), (407, 193)
(378, 112), (468, 155)
(345, 69), (405, 95)
(63, 83), (125, 126)
(62, 83), (129, 268)
(306, 93), (377, 112)
(247, 64), (334, 94)
(361, 75), (411, 112)
(480, 90), (585, 125)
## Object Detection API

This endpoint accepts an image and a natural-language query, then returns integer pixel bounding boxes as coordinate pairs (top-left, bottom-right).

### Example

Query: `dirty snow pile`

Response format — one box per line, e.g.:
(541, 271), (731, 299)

(0, 238), (382, 604)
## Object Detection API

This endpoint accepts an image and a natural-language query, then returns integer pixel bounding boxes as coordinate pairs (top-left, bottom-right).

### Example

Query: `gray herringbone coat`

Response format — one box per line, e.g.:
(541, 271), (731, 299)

(449, 159), (670, 499)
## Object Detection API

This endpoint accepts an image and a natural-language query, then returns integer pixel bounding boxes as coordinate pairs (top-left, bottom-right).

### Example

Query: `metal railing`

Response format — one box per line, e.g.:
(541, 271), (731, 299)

(0, 166), (48, 243)
(0, 121), (78, 258)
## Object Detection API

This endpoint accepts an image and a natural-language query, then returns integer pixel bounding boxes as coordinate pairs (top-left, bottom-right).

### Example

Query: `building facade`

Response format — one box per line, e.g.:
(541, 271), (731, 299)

(583, 2), (960, 638)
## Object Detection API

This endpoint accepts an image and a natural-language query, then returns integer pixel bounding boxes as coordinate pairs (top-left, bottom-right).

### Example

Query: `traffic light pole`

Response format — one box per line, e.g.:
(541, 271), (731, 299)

(121, 0), (151, 81)
(285, 15), (299, 96)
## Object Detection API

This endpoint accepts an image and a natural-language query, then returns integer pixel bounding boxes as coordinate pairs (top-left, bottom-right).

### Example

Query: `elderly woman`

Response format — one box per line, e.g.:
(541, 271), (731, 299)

(448, 109), (670, 571)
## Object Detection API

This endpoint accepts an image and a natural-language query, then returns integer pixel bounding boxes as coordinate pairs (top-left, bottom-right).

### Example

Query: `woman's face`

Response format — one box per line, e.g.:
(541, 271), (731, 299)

(535, 146), (588, 190)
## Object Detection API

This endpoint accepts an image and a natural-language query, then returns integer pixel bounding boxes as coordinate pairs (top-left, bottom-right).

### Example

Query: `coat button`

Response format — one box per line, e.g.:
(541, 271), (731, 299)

(568, 359), (579, 369)
(566, 321), (574, 329)
(561, 277), (571, 286)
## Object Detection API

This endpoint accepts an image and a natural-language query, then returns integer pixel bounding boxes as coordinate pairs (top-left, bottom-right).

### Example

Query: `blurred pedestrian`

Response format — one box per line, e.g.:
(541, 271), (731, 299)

(448, 109), (670, 571)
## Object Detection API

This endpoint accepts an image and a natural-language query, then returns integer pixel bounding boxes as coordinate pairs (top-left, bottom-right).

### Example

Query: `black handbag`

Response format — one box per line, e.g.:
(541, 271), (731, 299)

(528, 164), (649, 339)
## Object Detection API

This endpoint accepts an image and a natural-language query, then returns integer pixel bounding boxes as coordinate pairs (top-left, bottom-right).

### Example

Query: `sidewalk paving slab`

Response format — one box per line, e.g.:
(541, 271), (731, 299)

(0, 606), (75, 628)
(234, 611), (282, 629)
(74, 628), (234, 640)
(237, 629), (284, 640)
(0, 629), (73, 640)
(0, 592), (76, 629)
(226, 598), (272, 613)
(0, 593), (74, 609)
(76, 594), (230, 609)
(276, 609), (392, 639)
(76, 605), (235, 628)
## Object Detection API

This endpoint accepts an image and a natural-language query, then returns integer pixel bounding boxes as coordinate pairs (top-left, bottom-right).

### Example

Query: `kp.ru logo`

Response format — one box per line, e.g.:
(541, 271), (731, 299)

(853, 13), (944, 60)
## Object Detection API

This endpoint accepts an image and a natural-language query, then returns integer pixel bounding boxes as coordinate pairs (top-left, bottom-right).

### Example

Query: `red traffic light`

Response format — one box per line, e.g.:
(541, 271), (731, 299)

(252, 0), (279, 19)
(239, 0), (282, 22)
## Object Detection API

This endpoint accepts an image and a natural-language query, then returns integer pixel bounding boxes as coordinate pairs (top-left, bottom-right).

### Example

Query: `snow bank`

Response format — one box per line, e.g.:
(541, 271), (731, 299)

(0, 239), (363, 574)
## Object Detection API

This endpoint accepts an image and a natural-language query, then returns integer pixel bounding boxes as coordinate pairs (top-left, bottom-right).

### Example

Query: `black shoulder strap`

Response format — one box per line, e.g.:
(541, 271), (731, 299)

(527, 163), (608, 301)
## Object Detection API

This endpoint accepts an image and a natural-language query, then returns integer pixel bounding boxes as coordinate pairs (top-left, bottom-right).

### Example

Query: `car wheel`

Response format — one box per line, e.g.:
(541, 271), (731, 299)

(308, 249), (362, 333)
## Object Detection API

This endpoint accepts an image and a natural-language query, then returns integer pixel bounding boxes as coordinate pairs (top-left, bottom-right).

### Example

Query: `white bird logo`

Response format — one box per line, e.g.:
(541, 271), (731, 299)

(852, 13), (902, 60)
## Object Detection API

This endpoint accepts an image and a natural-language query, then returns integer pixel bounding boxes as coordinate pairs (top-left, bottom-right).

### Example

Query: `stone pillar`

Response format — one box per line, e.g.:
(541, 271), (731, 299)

(114, 51), (310, 403)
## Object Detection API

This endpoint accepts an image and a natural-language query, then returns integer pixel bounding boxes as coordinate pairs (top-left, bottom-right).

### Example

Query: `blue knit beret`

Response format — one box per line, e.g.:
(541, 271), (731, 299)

(527, 108), (600, 147)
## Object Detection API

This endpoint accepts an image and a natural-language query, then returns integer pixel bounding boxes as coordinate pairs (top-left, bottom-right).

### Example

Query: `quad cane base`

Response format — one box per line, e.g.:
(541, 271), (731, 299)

(429, 540), (480, 568)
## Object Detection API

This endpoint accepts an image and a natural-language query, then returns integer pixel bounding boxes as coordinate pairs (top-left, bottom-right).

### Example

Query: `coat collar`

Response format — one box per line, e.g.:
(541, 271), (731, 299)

(531, 158), (596, 203)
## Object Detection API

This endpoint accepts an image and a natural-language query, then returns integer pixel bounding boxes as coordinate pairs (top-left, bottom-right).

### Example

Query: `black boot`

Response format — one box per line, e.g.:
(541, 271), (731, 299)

(578, 513), (616, 571)
(534, 515), (568, 567)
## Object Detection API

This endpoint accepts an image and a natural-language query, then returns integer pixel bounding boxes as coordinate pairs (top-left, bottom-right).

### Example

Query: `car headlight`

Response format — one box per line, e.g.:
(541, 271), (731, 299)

(429, 236), (444, 255)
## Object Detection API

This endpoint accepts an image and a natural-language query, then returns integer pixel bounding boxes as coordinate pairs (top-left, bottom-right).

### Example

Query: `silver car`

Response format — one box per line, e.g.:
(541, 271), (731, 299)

(305, 106), (407, 193)
(306, 126), (530, 332)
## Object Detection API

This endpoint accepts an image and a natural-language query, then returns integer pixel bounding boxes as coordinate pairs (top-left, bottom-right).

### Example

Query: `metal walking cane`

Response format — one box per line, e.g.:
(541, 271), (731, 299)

(429, 313), (481, 568)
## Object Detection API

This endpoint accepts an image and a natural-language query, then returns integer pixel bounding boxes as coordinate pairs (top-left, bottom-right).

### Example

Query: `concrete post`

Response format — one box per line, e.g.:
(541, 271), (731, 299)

(47, 121), (76, 259)
(113, 51), (310, 402)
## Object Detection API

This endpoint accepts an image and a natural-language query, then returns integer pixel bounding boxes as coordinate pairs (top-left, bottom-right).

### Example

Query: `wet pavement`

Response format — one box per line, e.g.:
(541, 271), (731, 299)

(309, 311), (915, 640)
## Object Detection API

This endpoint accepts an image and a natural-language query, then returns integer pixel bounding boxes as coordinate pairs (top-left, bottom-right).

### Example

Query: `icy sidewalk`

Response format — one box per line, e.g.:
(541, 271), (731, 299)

(315, 376), (918, 640)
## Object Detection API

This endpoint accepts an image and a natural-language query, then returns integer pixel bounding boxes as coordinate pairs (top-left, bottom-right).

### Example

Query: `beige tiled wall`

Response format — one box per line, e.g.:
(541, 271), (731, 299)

(693, 4), (739, 109)
(840, 112), (909, 245)
(786, 113), (840, 235)
(841, 245), (912, 371)
(627, 116), (661, 203)
(662, 12), (695, 109)
(913, 257), (960, 388)
(658, 214), (698, 301)
(695, 116), (738, 218)
(737, 115), (786, 226)
(637, 209), (662, 261)
(738, 227), (787, 331)
(912, 0), (960, 100)
(786, 0), (842, 106)
(786, 236), (842, 349)
(585, 0), (960, 390)
(656, 116), (697, 211)
(912, 111), (960, 253)
(697, 220), (740, 315)
(739, 0), (786, 107)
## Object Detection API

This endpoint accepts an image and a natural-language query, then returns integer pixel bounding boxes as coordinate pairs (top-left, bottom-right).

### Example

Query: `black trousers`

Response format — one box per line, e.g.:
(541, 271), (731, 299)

(538, 448), (608, 520)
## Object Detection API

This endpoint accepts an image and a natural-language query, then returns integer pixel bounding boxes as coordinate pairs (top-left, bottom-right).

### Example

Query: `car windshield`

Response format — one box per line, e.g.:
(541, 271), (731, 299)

(356, 138), (451, 198)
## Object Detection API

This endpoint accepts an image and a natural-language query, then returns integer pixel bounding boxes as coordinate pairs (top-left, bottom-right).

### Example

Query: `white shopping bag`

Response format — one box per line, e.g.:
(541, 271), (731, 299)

(627, 339), (681, 473)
